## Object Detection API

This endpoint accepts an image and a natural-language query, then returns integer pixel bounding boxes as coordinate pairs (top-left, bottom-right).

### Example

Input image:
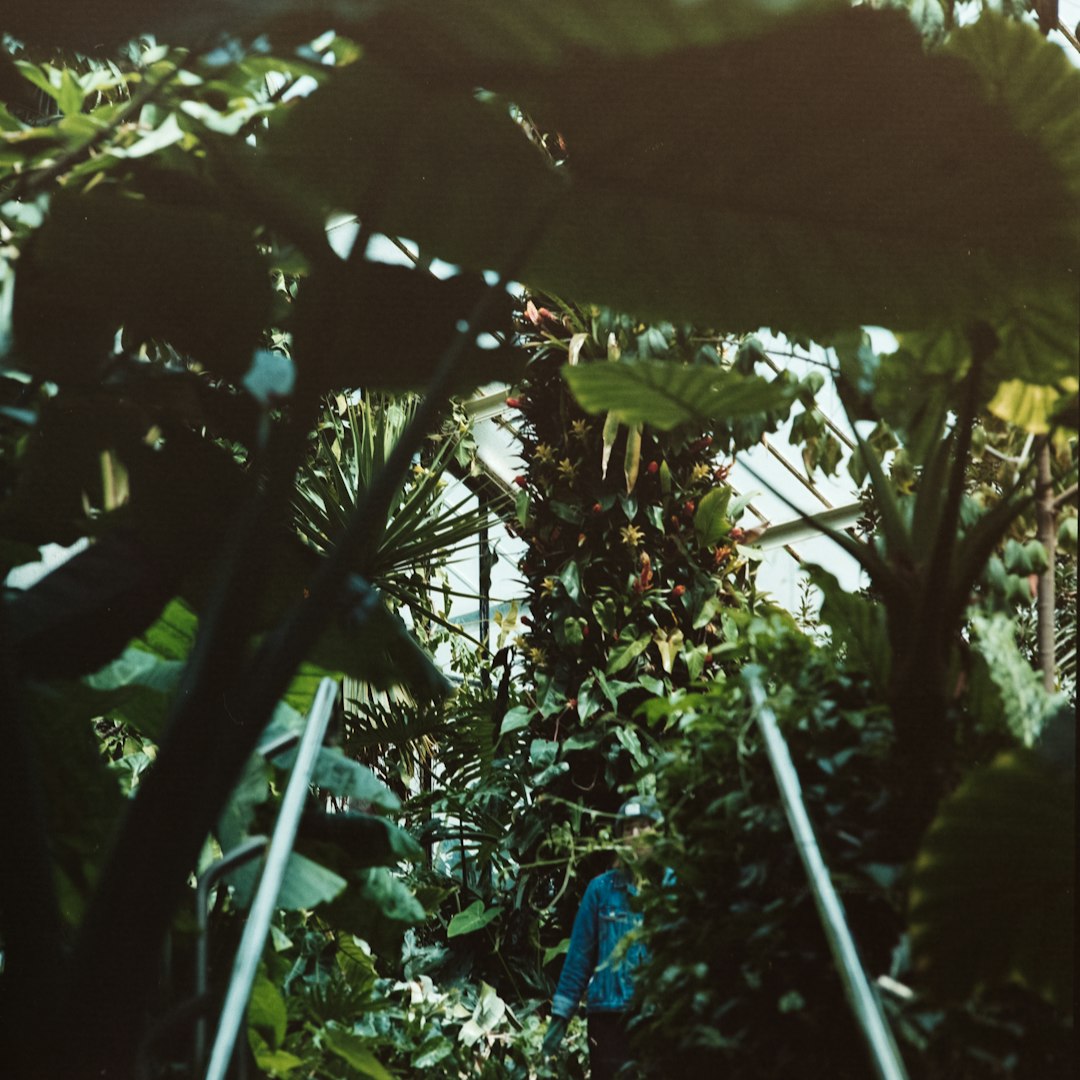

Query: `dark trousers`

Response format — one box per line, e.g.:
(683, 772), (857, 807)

(587, 1011), (640, 1080)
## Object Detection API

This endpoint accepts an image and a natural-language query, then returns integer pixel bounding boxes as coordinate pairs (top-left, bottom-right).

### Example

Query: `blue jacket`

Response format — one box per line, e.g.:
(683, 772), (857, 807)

(551, 869), (648, 1017)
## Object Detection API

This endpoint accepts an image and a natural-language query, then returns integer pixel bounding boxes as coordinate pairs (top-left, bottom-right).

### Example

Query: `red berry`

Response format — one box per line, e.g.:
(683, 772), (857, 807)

(684, 500), (696, 514)
(505, 397), (522, 408)
(514, 475), (527, 487)
(592, 503), (603, 514)
(672, 584), (686, 597)
(647, 460), (659, 474)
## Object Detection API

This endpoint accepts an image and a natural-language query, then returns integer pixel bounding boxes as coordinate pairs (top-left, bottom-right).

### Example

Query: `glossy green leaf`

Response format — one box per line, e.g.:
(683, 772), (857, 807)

(606, 632), (651, 675)
(809, 567), (891, 696)
(320, 866), (425, 955)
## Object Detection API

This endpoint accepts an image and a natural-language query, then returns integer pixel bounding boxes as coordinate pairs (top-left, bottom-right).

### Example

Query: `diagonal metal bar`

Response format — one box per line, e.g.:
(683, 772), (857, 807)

(204, 677), (339, 1080)
(743, 668), (909, 1080)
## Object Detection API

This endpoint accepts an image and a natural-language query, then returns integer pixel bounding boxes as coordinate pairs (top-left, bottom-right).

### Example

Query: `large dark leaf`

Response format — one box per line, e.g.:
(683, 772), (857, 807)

(909, 738), (1074, 1012)
(4, 428), (246, 678)
(13, 190), (271, 380)
(275, 2), (1080, 349)
(295, 262), (521, 394)
(265, 57), (563, 288)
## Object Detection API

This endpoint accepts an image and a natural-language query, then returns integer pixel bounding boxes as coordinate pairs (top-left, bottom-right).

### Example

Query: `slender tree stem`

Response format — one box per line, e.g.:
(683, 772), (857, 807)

(1034, 436), (1057, 692)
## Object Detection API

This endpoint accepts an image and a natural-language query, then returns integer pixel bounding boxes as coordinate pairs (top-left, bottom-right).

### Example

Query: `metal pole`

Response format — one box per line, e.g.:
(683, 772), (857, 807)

(194, 836), (268, 1073)
(744, 669), (909, 1080)
(204, 678), (338, 1080)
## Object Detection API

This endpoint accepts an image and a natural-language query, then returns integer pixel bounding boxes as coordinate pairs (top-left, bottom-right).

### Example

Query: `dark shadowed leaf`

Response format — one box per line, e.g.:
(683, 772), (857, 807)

(909, 745), (1074, 1012)
(296, 262), (521, 394)
(14, 190), (271, 380)
(326, 3), (1079, 345)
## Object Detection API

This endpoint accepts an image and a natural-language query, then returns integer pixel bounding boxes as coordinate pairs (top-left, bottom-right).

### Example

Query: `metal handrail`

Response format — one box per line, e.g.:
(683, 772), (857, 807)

(194, 836), (268, 1073)
(203, 677), (339, 1080)
(744, 668), (909, 1080)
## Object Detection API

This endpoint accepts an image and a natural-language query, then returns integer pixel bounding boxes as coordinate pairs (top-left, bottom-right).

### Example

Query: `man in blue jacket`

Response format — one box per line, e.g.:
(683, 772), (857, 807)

(541, 796), (662, 1078)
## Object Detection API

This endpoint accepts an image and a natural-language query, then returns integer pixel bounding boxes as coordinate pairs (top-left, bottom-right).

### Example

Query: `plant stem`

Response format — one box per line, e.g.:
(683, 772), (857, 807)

(1034, 436), (1057, 692)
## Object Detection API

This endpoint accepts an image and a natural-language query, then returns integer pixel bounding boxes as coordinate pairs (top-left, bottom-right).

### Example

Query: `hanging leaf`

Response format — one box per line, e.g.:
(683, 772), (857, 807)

(600, 410), (620, 479)
(567, 331), (588, 365)
(624, 422), (643, 493)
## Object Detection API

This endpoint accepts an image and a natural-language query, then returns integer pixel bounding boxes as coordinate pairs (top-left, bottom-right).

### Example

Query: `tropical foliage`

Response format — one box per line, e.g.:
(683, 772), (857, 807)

(0, 1), (1076, 1078)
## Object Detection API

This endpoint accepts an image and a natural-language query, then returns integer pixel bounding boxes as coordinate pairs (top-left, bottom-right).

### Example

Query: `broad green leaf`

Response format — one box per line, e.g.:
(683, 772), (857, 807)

(529, 738), (558, 769)
(276, 853), (348, 910)
(564, 360), (797, 431)
(447, 899), (500, 938)
(412, 1037), (456, 1070)
(944, 14), (1080, 384)
(56, 69), (85, 118)
(910, 747), (1074, 1012)
(558, 559), (583, 602)
(499, 705), (532, 736)
(323, 1026), (395, 1080)
(82, 646), (185, 739)
(141, 598), (198, 661)
(544, 937), (570, 966)
(694, 487), (733, 549)
(606, 633), (651, 675)
(624, 421), (643, 493)
(252, 1047), (303, 1077)
(615, 725), (649, 768)
(266, 56), (563, 285)
(311, 750), (401, 811)
(299, 810), (424, 867)
(14, 60), (59, 100)
(247, 973), (287, 1050)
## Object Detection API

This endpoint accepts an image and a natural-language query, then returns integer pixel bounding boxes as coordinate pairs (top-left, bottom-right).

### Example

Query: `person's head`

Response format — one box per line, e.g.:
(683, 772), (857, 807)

(615, 796), (662, 868)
